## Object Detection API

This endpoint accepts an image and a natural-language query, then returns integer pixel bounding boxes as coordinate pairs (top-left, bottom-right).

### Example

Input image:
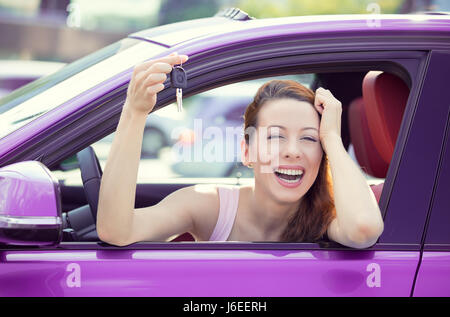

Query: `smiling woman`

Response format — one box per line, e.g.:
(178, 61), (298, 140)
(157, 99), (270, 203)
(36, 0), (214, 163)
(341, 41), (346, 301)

(240, 80), (335, 243)
(96, 56), (384, 247)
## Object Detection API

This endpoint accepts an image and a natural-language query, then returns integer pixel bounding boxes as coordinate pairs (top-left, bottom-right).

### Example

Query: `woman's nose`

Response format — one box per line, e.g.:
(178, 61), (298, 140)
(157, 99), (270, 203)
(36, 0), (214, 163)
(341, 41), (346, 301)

(282, 139), (302, 159)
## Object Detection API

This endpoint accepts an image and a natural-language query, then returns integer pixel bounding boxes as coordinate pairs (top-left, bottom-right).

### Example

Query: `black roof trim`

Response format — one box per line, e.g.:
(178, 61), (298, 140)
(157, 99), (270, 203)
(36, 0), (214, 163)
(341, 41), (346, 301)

(214, 7), (254, 21)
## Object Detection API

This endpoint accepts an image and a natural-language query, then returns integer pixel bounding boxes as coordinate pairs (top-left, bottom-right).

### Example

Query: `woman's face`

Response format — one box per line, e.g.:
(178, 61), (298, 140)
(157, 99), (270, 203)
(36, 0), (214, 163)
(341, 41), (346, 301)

(243, 98), (323, 203)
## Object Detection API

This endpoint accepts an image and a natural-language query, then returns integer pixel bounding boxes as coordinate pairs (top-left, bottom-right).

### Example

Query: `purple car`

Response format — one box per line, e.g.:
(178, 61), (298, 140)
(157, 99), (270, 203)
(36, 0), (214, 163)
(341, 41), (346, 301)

(1, 9), (450, 297)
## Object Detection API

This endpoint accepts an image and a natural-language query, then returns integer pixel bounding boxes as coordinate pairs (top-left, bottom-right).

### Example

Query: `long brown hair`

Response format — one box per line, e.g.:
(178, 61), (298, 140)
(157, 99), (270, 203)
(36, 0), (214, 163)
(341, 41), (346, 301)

(243, 80), (336, 242)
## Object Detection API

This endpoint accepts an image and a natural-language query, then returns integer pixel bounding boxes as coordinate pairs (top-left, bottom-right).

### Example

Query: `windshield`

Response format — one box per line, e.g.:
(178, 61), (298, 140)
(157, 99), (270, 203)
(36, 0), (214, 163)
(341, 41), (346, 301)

(0, 38), (166, 139)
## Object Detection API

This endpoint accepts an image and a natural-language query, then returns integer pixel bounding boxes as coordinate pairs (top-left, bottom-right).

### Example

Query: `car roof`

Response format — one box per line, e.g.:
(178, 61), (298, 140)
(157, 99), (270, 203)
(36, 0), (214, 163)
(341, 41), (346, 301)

(129, 13), (450, 47)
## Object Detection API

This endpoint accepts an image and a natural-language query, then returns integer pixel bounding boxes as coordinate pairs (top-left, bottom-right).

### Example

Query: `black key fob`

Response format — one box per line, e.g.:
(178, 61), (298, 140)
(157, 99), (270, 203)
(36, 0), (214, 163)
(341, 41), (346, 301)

(170, 66), (187, 89)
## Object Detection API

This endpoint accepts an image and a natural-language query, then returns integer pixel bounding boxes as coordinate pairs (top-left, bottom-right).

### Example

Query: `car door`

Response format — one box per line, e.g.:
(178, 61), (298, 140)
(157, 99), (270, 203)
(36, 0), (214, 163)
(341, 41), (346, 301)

(412, 51), (450, 296)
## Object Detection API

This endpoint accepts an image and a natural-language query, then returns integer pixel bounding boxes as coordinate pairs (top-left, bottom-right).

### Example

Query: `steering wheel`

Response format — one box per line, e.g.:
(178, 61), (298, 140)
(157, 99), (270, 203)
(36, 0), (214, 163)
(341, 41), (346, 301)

(76, 146), (103, 223)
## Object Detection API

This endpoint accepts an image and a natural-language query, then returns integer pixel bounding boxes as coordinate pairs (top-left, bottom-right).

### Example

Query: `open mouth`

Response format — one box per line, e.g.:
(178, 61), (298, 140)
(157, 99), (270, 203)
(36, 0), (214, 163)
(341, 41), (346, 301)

(273, 167), (304, 186)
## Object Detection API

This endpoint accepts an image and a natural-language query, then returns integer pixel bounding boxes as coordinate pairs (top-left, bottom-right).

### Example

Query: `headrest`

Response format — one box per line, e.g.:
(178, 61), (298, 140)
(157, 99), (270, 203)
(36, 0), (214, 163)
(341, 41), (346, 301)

(362, 71), (409, 163)
(348, 97), (388, 178)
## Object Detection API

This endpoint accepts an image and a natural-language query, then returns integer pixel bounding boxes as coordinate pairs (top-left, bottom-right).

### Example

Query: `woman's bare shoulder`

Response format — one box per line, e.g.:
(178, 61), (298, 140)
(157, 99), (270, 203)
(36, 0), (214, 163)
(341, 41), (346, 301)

(182, 184), (249, 241)
(184, 184), (221, 241)
(185, 184), (220, 204)
(125, 184), (220, 244)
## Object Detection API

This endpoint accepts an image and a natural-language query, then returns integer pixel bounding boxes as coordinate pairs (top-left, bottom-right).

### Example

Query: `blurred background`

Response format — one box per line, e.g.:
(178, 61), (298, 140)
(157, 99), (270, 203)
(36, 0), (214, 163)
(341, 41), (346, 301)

(0, 0), (448, 63)
(0, 0), (448, 183)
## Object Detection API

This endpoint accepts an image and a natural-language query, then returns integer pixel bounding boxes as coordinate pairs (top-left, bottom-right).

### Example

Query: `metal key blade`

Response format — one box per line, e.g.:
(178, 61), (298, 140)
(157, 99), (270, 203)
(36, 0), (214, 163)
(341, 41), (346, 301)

(176, 88), (183, 112)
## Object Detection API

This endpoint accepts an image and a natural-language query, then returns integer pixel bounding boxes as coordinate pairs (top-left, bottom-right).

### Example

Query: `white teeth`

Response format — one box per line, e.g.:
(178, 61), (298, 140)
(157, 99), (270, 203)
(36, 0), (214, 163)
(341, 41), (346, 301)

(280, 178), (300, 183)
(275, 168), (304, 176)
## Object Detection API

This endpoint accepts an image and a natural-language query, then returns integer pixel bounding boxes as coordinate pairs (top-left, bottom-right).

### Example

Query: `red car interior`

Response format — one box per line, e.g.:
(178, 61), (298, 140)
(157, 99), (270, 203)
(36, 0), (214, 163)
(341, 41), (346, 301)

(349, 71), (410, 204)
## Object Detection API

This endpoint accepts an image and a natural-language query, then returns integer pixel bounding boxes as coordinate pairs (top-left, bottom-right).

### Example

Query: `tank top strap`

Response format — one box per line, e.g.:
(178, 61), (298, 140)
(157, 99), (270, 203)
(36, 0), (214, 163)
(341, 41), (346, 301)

(208, 185), (240, 241)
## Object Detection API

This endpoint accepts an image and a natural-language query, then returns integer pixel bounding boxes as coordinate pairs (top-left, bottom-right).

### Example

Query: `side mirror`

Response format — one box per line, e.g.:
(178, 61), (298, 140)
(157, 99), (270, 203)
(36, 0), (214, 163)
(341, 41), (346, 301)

(0, 161), (62, 246)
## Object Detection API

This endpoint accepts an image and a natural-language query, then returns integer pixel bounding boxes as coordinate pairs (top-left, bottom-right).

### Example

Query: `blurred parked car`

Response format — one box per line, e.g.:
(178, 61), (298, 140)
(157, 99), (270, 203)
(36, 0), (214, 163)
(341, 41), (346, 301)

(96, 104), (187, 159)
(0, 60), (66, 98)
(171, 82), (255, 177)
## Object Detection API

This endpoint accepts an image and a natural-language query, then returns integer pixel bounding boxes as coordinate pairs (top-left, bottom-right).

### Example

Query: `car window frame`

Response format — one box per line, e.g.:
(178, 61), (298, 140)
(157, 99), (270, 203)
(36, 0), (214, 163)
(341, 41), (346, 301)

(0, 49), (432, 251)
(91, 53), (425, 250)
(76, 52), (424, 250)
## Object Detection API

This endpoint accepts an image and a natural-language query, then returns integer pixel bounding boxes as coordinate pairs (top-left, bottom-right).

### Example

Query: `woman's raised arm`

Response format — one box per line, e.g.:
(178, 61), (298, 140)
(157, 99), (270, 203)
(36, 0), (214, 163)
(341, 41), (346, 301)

(96, 53), (188, 246)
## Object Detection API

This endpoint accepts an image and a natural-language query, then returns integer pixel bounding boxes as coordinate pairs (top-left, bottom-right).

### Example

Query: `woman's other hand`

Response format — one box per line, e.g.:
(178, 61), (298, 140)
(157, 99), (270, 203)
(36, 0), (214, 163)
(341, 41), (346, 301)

(313, 87), (343, 153)
(125, 52), (189, 116)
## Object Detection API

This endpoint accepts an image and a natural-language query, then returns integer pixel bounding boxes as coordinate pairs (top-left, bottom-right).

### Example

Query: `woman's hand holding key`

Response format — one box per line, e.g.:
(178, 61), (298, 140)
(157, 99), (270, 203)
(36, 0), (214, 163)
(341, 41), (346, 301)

(98, 52), (188, 246)
(124, 52), (189, 116)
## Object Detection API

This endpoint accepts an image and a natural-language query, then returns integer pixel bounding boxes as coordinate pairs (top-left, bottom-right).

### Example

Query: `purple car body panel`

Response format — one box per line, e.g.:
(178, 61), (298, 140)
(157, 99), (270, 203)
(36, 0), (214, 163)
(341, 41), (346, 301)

(422, 112), (450, 248)
(0, 249), (418, 296)
(0, 13), (450, 296)
(413, 106), (450, 297)
(413, 252), (450, 296)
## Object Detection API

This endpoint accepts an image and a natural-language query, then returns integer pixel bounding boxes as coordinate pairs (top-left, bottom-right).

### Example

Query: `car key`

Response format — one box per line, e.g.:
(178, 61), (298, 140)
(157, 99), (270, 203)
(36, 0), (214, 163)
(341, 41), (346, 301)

(170, 65), (187, 112)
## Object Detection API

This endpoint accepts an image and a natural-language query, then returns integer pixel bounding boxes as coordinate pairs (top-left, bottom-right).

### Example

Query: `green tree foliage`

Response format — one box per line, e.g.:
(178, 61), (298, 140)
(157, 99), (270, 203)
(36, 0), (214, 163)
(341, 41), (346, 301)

(158, 0), (221, 25)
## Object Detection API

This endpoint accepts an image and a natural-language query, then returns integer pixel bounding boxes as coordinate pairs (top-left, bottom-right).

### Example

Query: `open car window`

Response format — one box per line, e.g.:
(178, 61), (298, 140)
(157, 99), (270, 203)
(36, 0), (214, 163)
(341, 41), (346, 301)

(55, 71), (389, 187)
(52, 66), (413, 246)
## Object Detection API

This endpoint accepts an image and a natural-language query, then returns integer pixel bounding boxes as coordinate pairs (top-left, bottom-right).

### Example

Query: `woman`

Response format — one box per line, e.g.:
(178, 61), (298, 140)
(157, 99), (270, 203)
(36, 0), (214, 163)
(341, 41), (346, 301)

(96, 52), (384, 248)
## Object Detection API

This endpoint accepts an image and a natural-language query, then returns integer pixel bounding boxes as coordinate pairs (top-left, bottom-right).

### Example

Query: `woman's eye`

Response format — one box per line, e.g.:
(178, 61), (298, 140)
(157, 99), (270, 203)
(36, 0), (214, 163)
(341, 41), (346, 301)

(302, 137), (317, 142)
(268, 135), (283, 139)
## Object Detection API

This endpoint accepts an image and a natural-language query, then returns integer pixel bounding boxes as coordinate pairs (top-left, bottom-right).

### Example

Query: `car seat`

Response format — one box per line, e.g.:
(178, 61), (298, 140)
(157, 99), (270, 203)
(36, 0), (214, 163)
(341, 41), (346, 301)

(348, 71), (410, 202)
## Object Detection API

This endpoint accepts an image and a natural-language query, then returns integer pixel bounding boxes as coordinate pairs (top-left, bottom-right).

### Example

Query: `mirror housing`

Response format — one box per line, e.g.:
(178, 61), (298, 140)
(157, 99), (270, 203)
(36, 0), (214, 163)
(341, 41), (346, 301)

(0, 161), (62, 246)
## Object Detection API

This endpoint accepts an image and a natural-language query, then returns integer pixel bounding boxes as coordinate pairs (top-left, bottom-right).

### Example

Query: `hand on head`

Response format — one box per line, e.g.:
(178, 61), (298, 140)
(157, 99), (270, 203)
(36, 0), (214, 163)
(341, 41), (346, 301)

(313, 87), (342, 148)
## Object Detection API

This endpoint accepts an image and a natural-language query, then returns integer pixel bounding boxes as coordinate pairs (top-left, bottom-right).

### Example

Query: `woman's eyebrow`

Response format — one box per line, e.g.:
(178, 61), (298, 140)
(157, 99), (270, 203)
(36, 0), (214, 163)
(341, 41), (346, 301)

(301, 127), (319, 132)
(267, 125), (318, 132)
